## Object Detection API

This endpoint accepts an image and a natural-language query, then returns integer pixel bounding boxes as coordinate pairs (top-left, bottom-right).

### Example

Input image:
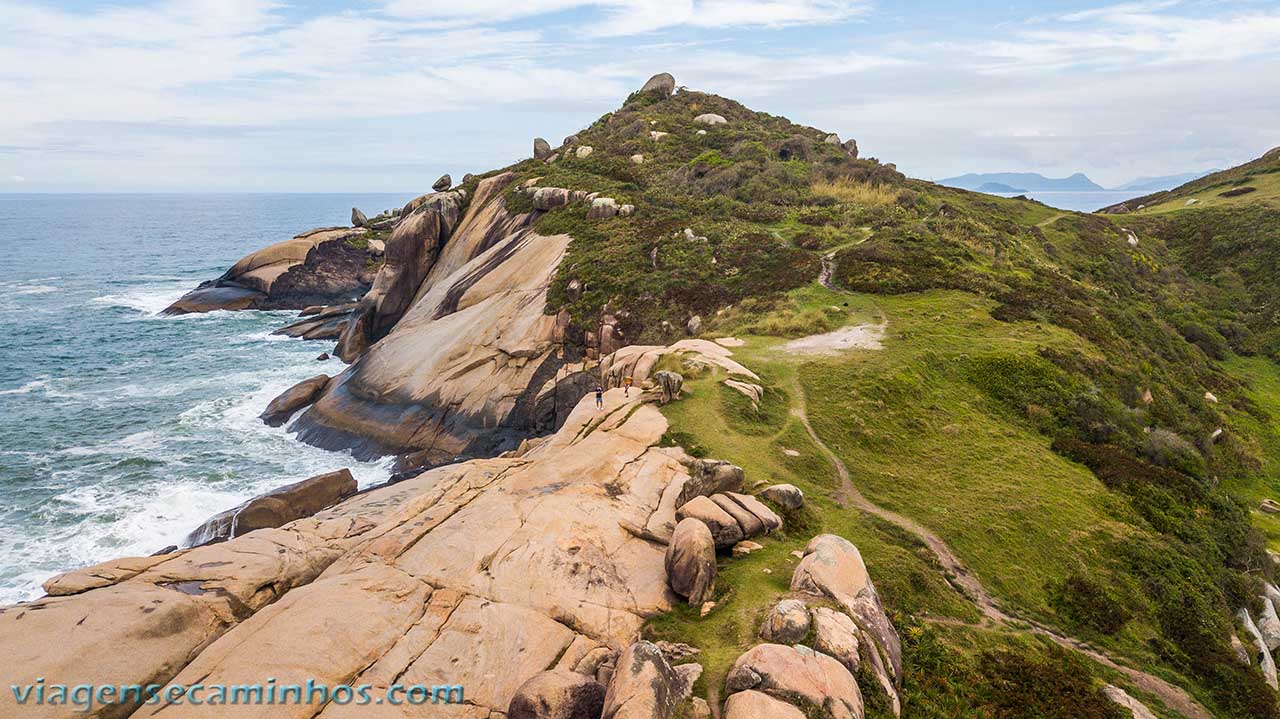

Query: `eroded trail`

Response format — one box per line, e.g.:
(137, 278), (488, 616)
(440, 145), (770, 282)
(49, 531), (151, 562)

(789, 380), (1213, 719)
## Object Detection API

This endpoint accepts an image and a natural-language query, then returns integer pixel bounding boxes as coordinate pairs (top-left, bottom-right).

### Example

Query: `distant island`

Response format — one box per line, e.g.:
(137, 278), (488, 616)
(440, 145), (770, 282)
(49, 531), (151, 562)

(941, 169), (1219, 194)
(940, 171), (1104, 192)
(976, 181), (1027, 193)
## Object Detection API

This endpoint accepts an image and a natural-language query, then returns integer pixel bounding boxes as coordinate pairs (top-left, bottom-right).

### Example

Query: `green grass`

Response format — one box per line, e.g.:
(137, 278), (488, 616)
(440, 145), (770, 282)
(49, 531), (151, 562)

(1221, 355), (1280, 549)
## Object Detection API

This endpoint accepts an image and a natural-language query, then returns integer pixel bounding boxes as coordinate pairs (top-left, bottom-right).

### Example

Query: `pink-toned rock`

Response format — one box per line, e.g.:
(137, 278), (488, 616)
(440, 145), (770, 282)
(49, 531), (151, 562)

(676, 496), (744, 548)
(259, 374), (330, 427)
(666, 518), (716, 605)
(509, 669), (606, 719)
(792, 534), (901, 685)
(725, 643), (863, 719)
(603, 641), (698, 719)
(723, 690), (806, 719)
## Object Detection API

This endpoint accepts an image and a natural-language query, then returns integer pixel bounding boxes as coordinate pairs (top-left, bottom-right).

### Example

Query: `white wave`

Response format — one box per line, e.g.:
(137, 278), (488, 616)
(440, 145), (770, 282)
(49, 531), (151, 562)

(0, 377), (50, 395)
(91, 280), (192, 316)
(13, 284), (57, 296)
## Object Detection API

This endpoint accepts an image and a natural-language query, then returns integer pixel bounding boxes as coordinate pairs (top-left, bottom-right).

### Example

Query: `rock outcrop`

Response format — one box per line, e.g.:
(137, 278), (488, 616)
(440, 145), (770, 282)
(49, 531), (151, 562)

(638, 72), (676, 97)
(725, 644), (863, 719)
(165, 227), (377, 314)
(0, 385), (749, 718)
(181, 468), (357, 548)
(259, 374), (331, 427)
(665, 517), (716, 605)
(759, 483), (804, 510)
(509, 669), (606, 719)
(759, 599), (810, 644)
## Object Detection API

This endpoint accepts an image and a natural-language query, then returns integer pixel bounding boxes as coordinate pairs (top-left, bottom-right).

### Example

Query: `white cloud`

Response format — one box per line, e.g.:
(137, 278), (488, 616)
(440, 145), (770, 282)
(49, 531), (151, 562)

(8, 176), (24, 182)
(381, 0), (871, 36)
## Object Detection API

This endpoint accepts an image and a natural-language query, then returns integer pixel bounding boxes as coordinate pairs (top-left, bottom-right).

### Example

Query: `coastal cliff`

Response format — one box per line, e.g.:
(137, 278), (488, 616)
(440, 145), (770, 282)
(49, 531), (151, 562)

(5, 72), (1280, 719)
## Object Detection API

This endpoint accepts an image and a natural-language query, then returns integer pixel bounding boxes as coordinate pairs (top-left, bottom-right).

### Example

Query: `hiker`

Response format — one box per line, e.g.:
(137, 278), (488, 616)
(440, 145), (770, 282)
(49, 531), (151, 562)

(623, 375), (633, 396)
(595, 383), (604, 409)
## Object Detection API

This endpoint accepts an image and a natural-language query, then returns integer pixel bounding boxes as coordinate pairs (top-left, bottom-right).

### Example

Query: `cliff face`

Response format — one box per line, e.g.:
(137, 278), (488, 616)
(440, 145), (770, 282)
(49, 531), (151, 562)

(291, 173), (586, 467)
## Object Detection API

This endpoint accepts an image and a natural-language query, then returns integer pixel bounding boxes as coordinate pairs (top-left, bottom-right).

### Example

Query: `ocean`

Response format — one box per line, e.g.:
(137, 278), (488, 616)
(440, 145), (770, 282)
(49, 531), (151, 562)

(0, 193), (416, 604)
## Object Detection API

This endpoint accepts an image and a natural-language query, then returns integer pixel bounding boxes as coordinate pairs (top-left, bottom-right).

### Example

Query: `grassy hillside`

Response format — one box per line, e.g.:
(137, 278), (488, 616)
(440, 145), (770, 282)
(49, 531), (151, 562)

(473, 85), (1280, 717)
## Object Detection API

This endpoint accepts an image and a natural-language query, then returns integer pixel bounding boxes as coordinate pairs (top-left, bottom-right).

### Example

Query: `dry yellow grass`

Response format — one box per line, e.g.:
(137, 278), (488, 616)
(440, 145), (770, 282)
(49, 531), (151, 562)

(811, 177), (899, 207)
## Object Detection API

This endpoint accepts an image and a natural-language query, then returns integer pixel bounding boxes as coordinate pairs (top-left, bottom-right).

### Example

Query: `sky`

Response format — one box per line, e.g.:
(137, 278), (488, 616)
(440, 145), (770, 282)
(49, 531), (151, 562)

(1, 0), (1278, 192)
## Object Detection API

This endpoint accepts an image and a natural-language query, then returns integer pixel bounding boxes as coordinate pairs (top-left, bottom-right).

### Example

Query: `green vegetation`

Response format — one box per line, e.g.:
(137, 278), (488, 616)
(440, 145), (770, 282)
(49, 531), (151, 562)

(476, 86), (1280, 716)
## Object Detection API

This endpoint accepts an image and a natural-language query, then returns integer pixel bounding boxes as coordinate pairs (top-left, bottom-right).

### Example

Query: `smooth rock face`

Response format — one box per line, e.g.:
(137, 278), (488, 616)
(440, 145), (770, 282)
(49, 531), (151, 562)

(666, 518), (716, 605)
(183, 468), (357, 548)
(760, 484), (804, 510)
(693, 113), (727, 126)
(1238, 608), (1279, 689)
(3, 388), (728, 718)
(1103, 685), (1158, 719)
(334, 189), (466, 361)
(509, 669), (606, 719)
(725, 643), (863, 719)
(259, 374), (331, 427)
(303, 174), (584, 466)
(603, 641), (696, 719)
(639, 72), (676, 96)
(723, 690), (806, 719)
(791, 534), (902, 685)
(759, 599), (810, 644)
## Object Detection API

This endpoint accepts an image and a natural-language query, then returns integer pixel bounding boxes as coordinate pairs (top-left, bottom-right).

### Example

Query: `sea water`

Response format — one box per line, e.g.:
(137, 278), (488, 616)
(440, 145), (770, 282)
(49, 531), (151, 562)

(0, 193), (415, 603)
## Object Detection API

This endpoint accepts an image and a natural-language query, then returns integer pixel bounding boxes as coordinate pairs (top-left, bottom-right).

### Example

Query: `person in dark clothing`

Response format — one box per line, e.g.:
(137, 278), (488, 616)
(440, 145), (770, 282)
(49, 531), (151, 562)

(595, 384), (604, 409)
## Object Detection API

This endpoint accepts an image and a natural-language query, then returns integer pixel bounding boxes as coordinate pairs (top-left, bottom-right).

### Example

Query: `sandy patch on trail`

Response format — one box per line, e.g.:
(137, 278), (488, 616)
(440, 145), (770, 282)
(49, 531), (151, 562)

(782, 321), (886, 354)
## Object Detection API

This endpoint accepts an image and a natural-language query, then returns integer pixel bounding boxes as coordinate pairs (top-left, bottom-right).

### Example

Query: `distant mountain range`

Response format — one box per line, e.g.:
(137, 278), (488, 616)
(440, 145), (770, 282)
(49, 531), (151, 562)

(940, 169), (1219, 194)
(940, 172), (1103, 192)
(1112, 169), (1220, 192)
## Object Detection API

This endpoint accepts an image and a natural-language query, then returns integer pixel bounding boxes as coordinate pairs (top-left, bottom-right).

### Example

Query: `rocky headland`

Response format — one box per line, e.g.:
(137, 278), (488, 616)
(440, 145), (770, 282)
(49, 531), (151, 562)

(4, 72), (1280, 719)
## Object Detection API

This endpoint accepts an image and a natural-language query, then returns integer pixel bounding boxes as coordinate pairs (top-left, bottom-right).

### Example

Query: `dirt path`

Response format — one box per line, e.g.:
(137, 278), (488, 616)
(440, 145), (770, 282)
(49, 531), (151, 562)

(788, 380), (1213, 719)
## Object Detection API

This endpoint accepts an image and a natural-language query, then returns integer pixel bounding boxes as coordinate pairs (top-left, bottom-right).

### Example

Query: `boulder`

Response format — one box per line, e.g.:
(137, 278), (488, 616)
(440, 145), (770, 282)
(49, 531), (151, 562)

(1102, 685), (1158, 719)
(603, 641), (697, 719)
(760, 484), (804, 510)
(686, 315), (702, 335)
(665, 518), (716, 605)
(650, 131), (669, 141)
(712, 493), (765, 537)
(259, 374), (331, 427)
(693, 113), (727, 126)
(534, 137), (552, 160)
(1205, 391), (1218, 403)
(163, 285), (264, 314)
(732, 540), (763, 557)
(182, 468), (358, 547)
(588, 197), (620, 219)
(824, 134), (841, 144)
(724, 379), (763, 406)
(655, 370), (683, 403)
(725, 492), (781, 532)
(638, 72), (676, 97)
(576, 146), (594, 159)
(725, 643), (863, 719)
(811, 606), (900, 716)
(433, 173), (452, 191)
(841, 139), (859, 158)
(1262, 499), (1280, 514)
(509, 669), (606, 719)
(534, 186), (575, 210)
(759, 599), (810, 644)
(674, 459), (745, 507)
(563, 135), (579, 146)
(1258, 592), (1280, 651)
(791, 535), (902, 684)
(676, 496), (744, 548)
(619, 204), (635, 217)
(631, 154), (645, 164)
(723, 690), (806, 719)
(351, 207), (367, 227)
